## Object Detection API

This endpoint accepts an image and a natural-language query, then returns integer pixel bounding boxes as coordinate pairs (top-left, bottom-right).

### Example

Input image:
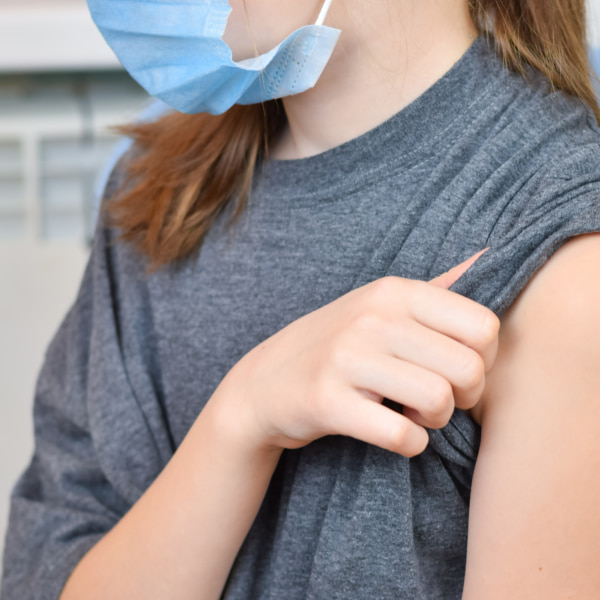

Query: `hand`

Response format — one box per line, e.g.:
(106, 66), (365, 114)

(217, 250), (499, 458)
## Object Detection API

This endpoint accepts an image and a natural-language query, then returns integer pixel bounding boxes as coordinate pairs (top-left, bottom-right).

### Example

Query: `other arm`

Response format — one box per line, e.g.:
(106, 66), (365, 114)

(464, 233), (600, 598)
(59, 397), (282, 600)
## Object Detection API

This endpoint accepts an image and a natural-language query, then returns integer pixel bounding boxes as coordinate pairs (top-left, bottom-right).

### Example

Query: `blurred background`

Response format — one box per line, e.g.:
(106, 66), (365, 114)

(0, 0), (600, 588)
(0, 0), (152, 583)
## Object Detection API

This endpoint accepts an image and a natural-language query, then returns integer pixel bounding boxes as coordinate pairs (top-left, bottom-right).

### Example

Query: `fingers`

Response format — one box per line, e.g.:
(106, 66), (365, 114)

(358, 272), (499, 370)
(427, 248), (499, 368)
(241, 253), (501, 460)
(340, 305), (495, 413)
(382, 319), (488, 409)
(429, 248), (489, 290)
(349, 355), (456, 428)
(404, 280), (500, 369)
(329, 388), (429, 457)
(337, 273), (500, 427)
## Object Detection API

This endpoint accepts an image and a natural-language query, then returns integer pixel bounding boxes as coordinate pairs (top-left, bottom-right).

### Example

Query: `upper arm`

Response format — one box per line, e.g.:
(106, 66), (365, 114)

(463, 233), (600, 599)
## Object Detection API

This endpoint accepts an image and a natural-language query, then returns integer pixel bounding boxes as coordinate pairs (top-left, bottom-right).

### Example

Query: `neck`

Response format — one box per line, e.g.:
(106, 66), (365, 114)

(272, 0), (478, 160)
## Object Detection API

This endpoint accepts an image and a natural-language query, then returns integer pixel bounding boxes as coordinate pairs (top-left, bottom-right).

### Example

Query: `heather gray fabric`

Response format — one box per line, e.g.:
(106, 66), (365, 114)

(3, 37), (600, 600)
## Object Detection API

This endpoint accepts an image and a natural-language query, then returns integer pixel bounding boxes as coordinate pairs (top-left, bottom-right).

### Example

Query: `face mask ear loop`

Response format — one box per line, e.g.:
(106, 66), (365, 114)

(315, 0), (334, 26)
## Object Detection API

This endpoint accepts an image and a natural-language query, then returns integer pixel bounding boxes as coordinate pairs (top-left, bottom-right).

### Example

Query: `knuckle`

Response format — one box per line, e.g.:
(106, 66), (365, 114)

(431, 376), (454, 410)
(388, 420), (428, 457)
(478, 309), (501, 346)
(388, 418), (410, 450)
(458, 351), (485, 391)
(426, 377), (454, 425)
(349, 311), (382, 336)
(366, 276), (402, 306)
(328, 340), (355, 372)
(308, 375), (334, 416)
(403, 278), (427, 304)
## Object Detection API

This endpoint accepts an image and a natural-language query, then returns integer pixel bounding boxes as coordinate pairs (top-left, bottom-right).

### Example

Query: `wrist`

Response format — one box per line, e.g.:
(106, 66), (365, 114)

(199, 360), (283, 461)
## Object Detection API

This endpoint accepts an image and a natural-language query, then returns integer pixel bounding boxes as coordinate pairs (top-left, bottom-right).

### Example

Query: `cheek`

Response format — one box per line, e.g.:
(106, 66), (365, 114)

(222, 0), (256, 60)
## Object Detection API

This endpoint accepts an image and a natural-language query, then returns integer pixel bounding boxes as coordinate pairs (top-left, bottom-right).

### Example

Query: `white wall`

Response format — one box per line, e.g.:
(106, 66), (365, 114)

(590, 0), (600, 45)
(0, 83), (149, 590)
(0, 240), (89, 593)
(0, 0), (120, 72)
(0, 0), (147, 579)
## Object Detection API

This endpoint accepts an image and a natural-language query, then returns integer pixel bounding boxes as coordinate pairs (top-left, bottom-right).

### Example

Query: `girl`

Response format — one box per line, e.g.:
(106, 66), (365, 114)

(3, 0), (600, 598)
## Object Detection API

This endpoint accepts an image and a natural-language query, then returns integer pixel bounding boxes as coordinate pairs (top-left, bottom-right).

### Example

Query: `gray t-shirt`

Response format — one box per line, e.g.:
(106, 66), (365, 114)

(3, 37), (600, 600)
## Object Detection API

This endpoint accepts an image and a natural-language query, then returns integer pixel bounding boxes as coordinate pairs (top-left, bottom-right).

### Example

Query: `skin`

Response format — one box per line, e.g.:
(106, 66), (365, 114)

(223, 0), (478, 158)
(464, 234), (600, 599)
(60, 1), (600, 598)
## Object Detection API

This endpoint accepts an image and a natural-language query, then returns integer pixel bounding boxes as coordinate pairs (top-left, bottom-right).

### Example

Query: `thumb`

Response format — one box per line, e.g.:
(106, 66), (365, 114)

(430, 248), (489, 290)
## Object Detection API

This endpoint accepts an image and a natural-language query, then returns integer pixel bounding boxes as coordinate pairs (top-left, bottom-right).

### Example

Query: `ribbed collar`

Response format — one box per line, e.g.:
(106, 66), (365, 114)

(255, 36), (508, 201)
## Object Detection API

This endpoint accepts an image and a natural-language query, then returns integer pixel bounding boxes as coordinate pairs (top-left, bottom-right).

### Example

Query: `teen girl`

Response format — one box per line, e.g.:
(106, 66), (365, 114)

(3, 1), (600, 598)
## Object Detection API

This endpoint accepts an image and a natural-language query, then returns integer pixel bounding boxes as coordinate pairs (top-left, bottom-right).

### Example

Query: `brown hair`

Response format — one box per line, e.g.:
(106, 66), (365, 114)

(105, 0), (600, 270)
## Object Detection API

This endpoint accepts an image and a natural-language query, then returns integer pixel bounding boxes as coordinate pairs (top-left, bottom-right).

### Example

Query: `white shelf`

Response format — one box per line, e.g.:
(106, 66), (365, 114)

(0, 3), (121, 72)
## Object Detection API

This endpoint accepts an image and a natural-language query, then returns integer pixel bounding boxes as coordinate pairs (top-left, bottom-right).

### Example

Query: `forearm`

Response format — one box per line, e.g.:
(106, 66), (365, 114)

(60, 389), (282, 600)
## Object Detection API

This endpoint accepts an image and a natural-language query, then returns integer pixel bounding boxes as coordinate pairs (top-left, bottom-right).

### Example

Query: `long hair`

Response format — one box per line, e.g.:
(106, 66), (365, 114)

(105, 0), (600, 270)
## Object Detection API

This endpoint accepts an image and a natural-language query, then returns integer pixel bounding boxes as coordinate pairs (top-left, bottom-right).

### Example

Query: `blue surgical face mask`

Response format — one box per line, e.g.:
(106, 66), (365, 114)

(87, 0), (341, 115)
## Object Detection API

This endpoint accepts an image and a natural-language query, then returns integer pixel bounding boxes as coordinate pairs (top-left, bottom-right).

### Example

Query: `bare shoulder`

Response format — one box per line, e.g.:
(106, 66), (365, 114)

(463, 233), (600, 599)
(471, 232), (600, 424)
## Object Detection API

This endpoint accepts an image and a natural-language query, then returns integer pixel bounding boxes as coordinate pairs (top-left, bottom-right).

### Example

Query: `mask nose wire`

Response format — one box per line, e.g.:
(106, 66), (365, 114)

(315, 0), (334, 26)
